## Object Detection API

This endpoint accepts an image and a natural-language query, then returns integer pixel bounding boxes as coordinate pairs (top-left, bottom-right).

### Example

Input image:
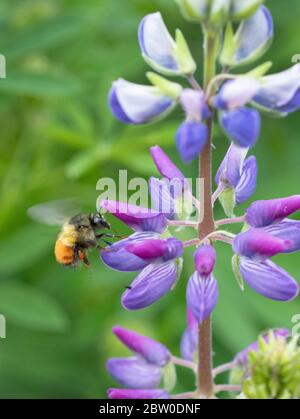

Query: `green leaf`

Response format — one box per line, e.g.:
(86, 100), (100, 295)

(163, 362), (177, 392)
(0, 284), (69, 332)
(231, 255), (245, 291)
(219, 188), (236, 218)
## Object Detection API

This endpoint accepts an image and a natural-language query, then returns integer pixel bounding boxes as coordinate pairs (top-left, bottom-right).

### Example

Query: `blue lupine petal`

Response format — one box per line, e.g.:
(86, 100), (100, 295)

(122, 260), (180, 310)
(220, 107), (261, 148)
(176, 121), (208, 164)
(214, 78), (259, 110)
(107, 357), (162, 389)
(186, 272), (218, 324)
(239, 257), (299, 301)
(232, 6), (273, 66)
(253, 64), (300, 115)
(138, 13), (179, 74)
(149, 177), (177, 220)
(235, 156), (258, 204)
(215, 143), (249, 188)
(109, 79), (175, 125)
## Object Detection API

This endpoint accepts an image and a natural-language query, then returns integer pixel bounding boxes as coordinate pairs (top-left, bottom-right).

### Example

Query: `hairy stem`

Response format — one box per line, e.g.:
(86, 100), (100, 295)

(171, 356), (197, 371)
(213, 360), (238, 377)
(197, 27), (219, 398)
(215, 385), (242, 394)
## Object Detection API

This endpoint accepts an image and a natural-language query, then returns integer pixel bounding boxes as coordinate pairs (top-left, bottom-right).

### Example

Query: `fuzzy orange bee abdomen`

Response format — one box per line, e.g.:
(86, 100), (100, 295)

(55, 239), (75, 265)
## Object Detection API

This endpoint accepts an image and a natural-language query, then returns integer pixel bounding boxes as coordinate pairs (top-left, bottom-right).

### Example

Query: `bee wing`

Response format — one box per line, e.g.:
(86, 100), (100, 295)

(27, 199), (81, 226)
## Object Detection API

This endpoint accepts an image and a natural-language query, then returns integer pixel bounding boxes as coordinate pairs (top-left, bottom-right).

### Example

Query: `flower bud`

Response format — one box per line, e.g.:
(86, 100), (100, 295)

(194, 245), (216, 276)
(112, 326), (170, 366)
(176, 121), (208, 164)
(230, 0), (264, 21)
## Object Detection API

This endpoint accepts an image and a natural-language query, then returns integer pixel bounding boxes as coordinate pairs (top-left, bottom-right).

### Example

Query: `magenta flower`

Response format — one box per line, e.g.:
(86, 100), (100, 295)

(150, 145), (185, 182)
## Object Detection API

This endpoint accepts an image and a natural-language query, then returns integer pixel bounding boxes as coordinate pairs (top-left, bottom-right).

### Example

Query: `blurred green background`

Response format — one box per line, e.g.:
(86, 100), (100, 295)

(0, 0), (300, 399)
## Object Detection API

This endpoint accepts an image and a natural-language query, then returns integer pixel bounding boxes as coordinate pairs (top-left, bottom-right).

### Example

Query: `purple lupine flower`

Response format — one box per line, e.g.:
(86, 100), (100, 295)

(122, 238), (183, 310)
(264, 219), (300, 254)
(101, 232), (160, 272)
(112, 326), (170, 366)
(107, 357), (162, 389)
(176, 89), (209, 164)
(239, 258), (299, 302)
(214, 78), (260, 111)
(150, 145), (185, 181)
(149, 177), (177, 219)
(219, 107), (261, 148)
(109, 79), (176, 125)
(253, 64), (300, 115)
(101, 200), (168, 233)
(186, 245), (218, 324)
(108, 389), (170, 399)
(245, 195), (300, 228)
(215, 143), (258, 205)
(233, 230), (299, 301)
(221, 6), (273, 67)
(180, 309), (198, 362)
(235, 328), (290, 366)
(233, 229), (291, 261)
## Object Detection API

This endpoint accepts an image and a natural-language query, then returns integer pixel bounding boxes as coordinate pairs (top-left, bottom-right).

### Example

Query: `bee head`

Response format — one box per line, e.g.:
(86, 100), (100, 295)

(90, 213), (110, 230)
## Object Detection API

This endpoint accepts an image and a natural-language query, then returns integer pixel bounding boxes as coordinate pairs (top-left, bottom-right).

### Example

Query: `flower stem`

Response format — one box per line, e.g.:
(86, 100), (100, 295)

(168, 220), (198, 228)
(215, 216), (246, 226)
(197, 27), (219, 399)
(171, 355), (197, 371)
(213, 360), (238, 377)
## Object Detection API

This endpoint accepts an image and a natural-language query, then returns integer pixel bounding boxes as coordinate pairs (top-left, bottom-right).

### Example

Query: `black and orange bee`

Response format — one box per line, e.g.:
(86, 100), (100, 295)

(28, 200), (114, 267)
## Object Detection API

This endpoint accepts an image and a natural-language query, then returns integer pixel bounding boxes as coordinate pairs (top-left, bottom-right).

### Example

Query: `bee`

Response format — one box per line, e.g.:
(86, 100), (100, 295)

(27, 200), (115, 268)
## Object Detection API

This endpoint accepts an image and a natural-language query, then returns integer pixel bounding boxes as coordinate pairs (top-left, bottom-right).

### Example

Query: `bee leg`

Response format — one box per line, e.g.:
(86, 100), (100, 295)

(74, 246), (90, 268)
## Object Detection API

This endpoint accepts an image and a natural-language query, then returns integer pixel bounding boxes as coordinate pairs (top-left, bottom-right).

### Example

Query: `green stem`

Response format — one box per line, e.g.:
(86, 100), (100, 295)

(197, 27), (219, 399)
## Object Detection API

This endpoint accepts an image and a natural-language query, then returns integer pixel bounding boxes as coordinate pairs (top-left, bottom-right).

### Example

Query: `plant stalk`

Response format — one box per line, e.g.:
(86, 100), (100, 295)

(197, 27), (218, 398)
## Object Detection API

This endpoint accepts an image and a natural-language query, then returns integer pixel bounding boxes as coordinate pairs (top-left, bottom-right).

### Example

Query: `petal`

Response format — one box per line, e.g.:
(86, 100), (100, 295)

(245, 195), (300, 227)
(239, 257), (299, 301)
(107, 357), (162, 389)
(194, 245), (216, 276)
(214, 78), (260, 110)
(233, 229), (289, 260)
(149, 177), (177, 219)
(122, 260), (180, 310)
(150, 145), (185, 181)
(176, 121), (208, 164)
(101, 200), (167, 233)
(108, 389), (170, 400)
(264, 219), (300, 254)
(126, 238), (183, 263)
(138, 13), (179, 75)
(220, 107), (261, 148)
(180, 327), (198, 362)
(112, 326), (170, 366)
(235, 156), (258, 204)
(186, 272), (219, 324)
(253, 64), (300, 115)
(235, 328), (290, 366)
(215, 143), (249, 188)
(180, 88), (210, 121)
(109, 79), (175, 125)
(231, 6), (273, 66)
(100, 232), (159, 272)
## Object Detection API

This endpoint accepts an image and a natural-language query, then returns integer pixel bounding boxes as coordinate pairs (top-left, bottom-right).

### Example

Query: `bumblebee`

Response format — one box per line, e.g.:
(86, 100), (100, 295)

(28, 200), (113, 267)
